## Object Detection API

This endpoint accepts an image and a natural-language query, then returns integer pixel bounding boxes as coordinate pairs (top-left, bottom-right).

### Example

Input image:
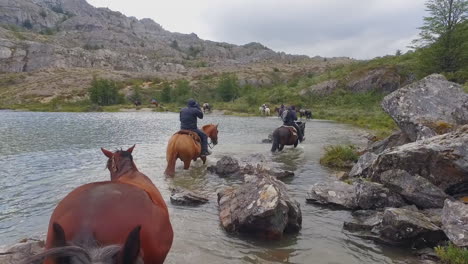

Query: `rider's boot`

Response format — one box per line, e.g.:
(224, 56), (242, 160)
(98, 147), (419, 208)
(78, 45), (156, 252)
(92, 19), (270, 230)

(201, 149), (212, 157)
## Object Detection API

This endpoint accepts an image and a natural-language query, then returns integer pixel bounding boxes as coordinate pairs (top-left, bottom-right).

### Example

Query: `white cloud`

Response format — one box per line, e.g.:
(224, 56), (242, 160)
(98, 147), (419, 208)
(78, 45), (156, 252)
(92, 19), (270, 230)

(86, 0), (428, 59)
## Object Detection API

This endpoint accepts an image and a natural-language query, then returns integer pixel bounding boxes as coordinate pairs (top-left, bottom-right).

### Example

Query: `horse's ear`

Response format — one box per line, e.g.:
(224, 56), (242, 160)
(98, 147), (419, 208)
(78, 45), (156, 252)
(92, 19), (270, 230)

(119, 226), (141, 264)
(215, 123), (219, 128)
(127, 144), (136, 154)
(52, 222), (67, 247)
(101, 148), (114, 158)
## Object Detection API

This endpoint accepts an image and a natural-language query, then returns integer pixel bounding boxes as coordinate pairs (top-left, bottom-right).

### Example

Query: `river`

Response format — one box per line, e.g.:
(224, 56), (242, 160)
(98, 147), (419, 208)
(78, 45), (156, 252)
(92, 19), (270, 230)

(0, 111), (417, 264)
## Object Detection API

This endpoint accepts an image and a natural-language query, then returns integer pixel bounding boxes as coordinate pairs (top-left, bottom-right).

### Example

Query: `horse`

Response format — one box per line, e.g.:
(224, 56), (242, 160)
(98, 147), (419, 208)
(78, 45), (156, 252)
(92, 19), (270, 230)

(165, 124), (219, 176)
(25, 146), (173, 264)
(298, 109), (312, 119)
(202, 103), (211, 113)
(151, 99), (159, 107)
(133, 100), (141, 108)
(264, 107), (271, 116)
(271, 122), (306, 152)
(259, 105), (271, 116)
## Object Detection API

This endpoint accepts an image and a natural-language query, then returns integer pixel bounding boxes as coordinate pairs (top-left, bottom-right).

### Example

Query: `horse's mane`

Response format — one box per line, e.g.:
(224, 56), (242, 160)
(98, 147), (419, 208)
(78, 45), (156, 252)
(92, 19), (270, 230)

(20, 244), (127, 264)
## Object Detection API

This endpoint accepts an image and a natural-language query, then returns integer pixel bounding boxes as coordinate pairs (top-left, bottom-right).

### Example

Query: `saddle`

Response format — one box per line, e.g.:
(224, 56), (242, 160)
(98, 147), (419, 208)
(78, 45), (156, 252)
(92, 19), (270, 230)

(280, 125), (297, 137)
(175, 130), (201, 143)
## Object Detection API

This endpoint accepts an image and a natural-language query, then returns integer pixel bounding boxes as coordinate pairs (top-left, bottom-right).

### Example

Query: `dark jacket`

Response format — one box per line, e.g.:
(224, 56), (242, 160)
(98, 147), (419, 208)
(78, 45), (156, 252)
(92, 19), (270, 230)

(283, 109), (297, 125)
(180, 99), (203, 129)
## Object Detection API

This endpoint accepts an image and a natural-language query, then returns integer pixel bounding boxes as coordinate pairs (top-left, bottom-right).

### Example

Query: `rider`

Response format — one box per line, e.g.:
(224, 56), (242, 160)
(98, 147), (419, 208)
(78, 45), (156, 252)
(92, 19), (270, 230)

(180, 98), (211, 156)
(282, 105), (304, 142)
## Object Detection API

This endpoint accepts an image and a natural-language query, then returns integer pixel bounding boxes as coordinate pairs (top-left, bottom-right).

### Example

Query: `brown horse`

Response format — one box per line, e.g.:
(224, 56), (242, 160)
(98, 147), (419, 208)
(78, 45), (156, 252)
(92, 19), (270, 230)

(271, 122), (306, 152)
(165, 124), (219, 176)
(29, 146), (173, 264)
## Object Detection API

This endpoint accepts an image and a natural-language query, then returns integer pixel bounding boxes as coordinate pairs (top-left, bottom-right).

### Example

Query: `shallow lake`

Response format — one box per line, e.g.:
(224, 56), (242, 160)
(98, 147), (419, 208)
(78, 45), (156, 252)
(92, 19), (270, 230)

(0, 111), (417, 263)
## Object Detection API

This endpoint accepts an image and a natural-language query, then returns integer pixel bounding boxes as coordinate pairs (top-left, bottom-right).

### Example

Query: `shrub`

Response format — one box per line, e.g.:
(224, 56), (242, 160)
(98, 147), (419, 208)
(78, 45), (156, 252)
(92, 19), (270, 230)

(88, 78), (124, 106)
(22, 20), (33, 30)
(320, 145), (359, 169)
(217, 73), (239, 102)
(435, 244), (468, 264)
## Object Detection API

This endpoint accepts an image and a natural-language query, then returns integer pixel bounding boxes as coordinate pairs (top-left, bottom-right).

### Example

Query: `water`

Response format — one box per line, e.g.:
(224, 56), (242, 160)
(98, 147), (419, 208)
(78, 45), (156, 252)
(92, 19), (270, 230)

(0, 111), (416, 263)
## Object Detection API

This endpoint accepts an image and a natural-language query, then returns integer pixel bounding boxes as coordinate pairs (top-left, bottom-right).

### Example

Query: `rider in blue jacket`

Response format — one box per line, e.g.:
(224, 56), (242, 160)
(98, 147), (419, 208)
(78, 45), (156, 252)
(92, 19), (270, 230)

(180, 99), (211, 156)
(283, 106), (304, 142)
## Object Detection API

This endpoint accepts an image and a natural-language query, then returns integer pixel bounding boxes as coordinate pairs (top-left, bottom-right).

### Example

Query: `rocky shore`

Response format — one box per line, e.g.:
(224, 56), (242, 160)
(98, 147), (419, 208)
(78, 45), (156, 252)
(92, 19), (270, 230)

(308, 74), (468, 251)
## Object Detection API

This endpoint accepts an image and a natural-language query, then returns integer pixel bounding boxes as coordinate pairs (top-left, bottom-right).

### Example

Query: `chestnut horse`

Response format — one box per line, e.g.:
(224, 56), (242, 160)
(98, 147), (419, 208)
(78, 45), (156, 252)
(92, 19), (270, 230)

(165, 124), (218, 176)
(26, 146), (173, 264)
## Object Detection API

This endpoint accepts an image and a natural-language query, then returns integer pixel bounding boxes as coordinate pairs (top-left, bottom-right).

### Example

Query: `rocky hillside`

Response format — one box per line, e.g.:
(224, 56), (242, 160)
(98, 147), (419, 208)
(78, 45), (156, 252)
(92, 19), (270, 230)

(0, 0), (349, 73)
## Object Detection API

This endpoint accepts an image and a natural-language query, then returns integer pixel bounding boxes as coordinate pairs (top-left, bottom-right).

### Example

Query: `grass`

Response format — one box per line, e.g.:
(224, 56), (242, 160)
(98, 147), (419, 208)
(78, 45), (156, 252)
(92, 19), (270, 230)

(319, 145), (359, 169)
(435, 244), (468, 264)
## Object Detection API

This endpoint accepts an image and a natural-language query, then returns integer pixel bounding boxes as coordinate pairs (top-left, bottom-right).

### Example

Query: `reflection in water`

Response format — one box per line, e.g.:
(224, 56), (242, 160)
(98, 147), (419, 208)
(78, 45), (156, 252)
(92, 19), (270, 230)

(0, 112), (417, 263)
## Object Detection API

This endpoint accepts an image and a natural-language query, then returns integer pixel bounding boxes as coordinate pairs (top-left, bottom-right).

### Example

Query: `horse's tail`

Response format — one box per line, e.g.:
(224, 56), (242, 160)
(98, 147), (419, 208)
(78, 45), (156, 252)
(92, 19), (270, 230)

(271, 129), (279, 152)
(165, 137), (178, 176)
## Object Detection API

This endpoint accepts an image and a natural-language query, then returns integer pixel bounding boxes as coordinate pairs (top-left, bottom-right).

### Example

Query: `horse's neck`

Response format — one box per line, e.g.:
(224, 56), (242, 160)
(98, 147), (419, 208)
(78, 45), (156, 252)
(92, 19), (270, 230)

(111, 160), (138, 181)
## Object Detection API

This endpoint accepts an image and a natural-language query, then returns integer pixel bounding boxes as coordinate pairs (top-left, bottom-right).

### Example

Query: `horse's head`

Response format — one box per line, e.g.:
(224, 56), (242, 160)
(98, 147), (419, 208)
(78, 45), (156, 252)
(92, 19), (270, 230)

(101, 145), (138, 180)
(21, 223), (143, 264)
(202, 124), (219, 146)
(297, 121), (306, 134)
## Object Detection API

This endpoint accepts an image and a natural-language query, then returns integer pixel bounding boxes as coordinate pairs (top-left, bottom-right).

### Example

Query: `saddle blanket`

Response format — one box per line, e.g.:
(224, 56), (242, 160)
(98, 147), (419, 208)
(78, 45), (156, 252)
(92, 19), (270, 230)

(280, 125), (297, 136)
(175, 130), (201, 143)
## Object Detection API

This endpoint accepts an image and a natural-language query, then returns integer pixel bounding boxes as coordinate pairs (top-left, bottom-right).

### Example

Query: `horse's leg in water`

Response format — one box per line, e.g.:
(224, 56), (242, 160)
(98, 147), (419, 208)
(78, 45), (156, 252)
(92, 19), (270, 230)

(278, 144), (284, 151)
(183, 159), (191, 170)
(201, 156), (207, 164)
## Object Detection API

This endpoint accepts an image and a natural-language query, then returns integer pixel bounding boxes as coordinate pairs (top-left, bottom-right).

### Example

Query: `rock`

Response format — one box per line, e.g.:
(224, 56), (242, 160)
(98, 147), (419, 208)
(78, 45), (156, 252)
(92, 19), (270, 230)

(421, 208), (443, 227)
(170, 187), (209, 206)
(207, 156), (241, 177)
(300, 79), (339, 96)
(379, 170), (450, 209)
(0, 239), (44, 264)
(367, 130), (411, 154)
(306, 181), (358, 209)
(333, 171), (348, 181)
(382, 74), (468, 141)
(261, 133), (273, 143)
(348, 152), (378, 178)
(354, 180), (406, 210)
(374, 208), (447, 247)
(346, 67), (401, 94)
(442, 199), (468, 247)
(217, 174), (302, 239)
(343, 210), (383, 232)
(370, 126), (468, 193)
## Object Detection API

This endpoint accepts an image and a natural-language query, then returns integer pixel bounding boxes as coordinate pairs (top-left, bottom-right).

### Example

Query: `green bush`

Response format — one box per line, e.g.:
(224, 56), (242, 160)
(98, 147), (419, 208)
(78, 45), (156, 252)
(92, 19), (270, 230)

(88, 78), (124, 106)
(320, 145), (359, 169)
(217, 73), (239, 102)
(435, 244), (468, 264)
(22, 20), (33, 30)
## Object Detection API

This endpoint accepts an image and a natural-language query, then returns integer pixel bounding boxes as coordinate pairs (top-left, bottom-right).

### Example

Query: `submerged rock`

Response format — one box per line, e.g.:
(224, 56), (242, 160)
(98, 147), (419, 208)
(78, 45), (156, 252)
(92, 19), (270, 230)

(382, 74), (468, 141)
(217, 174), (301, 239)
(343, 210), (383, 232)
(207, 156), (241, 177)
(170, 187), (209, 206)
(306, 180), (405, 210)
(0, 239), (44, 264)
(442, 199), (468, 247)
(379, 170), (450, 209)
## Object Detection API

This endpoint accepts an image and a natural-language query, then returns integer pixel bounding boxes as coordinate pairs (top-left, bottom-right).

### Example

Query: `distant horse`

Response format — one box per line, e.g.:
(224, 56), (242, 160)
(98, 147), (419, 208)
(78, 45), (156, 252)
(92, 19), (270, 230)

(259, 105), (271, 116)
(271, 122), (306, 152)
(299, 109), (313, 119)
(202, 103), (211, 113)
(151, 99), (159, 107)
(165, 124), (219, 176)
(134, 100), (141, 108)
(27, 146), (173, 264)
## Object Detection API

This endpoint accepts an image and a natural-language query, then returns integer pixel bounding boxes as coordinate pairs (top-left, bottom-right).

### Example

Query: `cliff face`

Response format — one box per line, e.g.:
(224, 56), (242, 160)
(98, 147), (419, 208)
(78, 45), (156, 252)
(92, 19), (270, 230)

(0, 0), (313, 73)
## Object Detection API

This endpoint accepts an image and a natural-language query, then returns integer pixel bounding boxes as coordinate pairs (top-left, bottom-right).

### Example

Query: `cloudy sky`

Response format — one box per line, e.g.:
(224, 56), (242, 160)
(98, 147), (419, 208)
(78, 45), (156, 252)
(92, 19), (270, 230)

(87, 0), (427, 59)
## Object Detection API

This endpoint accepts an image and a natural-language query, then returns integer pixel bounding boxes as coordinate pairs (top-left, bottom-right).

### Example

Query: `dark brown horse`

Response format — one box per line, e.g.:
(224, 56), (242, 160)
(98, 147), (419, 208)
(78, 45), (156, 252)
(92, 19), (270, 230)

(165, 124), (218, 176)
(26, 146), (173, 264)
(271, 122), (306, 152)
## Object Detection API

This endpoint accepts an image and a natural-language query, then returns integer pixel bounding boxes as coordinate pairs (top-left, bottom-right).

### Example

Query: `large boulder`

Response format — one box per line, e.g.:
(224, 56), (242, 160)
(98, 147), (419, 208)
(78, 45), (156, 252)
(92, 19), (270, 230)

(374, 208), (447, 247)
(354, 180), (406, 210)
(382, 74), (468, 141)
(370, 126), (468, 193)
(348, 152), (378, 178)
(0, 239), (44, 264)
(346, 67), (401, 94)
(367, 130), (411, 154)
(379, 170), (450, 209)
(217, 174), (301, 239)
(442, 199), (468, 247)
(300, 79), (339, 96)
